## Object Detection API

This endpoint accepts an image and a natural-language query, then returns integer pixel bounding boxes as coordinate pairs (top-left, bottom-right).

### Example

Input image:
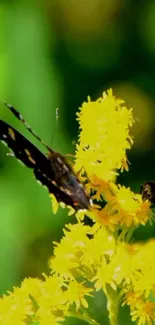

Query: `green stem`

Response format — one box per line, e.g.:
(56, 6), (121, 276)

(68, 311), (100, 325)
(105, 285), (120, 325)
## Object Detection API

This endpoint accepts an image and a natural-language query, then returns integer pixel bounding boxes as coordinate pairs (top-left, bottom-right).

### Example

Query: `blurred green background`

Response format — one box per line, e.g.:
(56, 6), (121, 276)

(0, 0), (155, 323)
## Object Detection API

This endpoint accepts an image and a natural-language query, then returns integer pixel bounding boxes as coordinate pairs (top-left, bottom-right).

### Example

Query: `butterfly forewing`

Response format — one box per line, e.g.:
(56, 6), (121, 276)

(0, 119), (90, 210)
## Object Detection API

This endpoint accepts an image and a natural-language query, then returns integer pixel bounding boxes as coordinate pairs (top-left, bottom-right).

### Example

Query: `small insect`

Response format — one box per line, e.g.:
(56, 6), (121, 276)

(0, 102), (90, 211)
(140, 181), (155, 207)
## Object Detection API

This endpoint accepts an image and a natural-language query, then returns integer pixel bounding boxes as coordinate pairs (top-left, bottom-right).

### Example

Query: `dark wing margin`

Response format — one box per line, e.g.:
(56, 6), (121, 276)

(0, 120), (75, 208)
(0, 120), (46, 168)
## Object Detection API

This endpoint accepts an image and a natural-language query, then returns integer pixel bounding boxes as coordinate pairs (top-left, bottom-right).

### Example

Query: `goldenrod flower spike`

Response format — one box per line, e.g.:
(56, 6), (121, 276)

(0, 89), (154, 325)
(75, 89), (134, 184)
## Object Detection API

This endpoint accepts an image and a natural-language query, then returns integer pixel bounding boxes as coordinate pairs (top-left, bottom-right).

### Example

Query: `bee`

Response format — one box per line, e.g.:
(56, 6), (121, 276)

(140, 181), (155, 207)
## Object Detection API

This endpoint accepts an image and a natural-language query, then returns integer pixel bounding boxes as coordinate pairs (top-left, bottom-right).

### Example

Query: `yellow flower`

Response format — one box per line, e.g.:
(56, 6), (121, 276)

(90, 184), (152, 230)
(81, 227), (116, 275)
(123, 290), (155, 325)
(50, 223), (91, 279)
(64, 280), (93, 310)
(0, 284), (33, 325)
(36, 312), (64, 325)
(75, 89), (134, 186)
(131, 301), (155, 325)
(127, 240), (155, 297)
(122, 290), (141, 309)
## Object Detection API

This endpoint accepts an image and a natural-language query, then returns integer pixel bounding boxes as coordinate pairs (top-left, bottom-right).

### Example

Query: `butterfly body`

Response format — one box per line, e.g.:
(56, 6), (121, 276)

(0, 105), (90, 211)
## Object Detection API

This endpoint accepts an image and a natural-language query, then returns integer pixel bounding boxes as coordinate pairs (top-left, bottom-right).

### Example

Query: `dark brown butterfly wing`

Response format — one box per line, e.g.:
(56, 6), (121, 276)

(0, 120), (78, 208)
(0, 120), (90, 210)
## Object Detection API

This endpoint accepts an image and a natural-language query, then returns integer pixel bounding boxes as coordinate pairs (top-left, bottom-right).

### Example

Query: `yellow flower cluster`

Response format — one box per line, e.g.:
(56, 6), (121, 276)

(0, 270), (93, 325)
(52, 227), (155, 325)
(75, 90), (152, 230)
(88, 183), (152, 231)
(122, 240), (155, 325)
(75, 89), (133, 183)
(0, 89), (154, 325)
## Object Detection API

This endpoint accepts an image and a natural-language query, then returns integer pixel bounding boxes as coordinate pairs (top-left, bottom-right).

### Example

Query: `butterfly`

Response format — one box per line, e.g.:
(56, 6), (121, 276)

(0, 102), (90, 211)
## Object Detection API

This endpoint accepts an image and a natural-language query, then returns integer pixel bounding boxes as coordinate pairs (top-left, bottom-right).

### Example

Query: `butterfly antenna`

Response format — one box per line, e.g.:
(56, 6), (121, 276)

(51, 107), (59, 146)
(3, 101), (53, 153)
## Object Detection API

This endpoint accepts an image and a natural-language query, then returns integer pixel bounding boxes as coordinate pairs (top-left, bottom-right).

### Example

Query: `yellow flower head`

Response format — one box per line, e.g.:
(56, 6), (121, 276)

(75, 89), (134, 184)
